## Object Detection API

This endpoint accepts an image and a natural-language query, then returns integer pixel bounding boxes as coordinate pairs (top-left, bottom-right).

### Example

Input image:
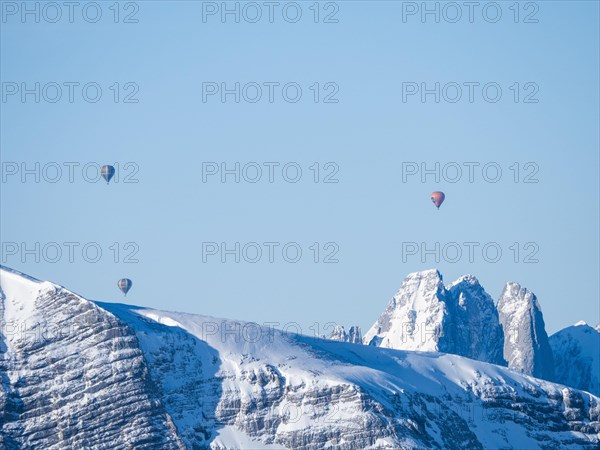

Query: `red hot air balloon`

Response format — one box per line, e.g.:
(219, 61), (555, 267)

(430, 191), (445, 209)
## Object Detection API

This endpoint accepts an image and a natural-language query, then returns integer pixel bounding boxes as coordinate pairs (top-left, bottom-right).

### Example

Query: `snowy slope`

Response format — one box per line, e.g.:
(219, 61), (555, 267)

(1, 266), (600, 449)
(550, 322), (600, 396)
(0, 266), (183, 450)
(104, 304), (600, 450)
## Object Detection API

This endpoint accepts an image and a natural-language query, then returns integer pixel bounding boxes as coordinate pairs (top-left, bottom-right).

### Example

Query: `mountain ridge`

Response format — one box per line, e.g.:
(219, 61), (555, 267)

(363, 269), (597, 395)
(1, 265), (599, 449)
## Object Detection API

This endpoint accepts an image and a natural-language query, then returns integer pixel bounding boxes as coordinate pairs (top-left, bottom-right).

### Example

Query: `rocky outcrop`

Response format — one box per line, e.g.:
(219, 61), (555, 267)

(329, 325), (362, 344)
(497, 282), (554, 380)
(447, 275), (506, 366)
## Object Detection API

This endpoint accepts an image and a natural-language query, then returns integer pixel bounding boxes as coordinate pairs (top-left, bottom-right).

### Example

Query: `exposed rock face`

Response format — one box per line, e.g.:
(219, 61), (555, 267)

(329, 324), (348, 342)
(2, 266), (599, 450)
(364, 270), (505, 365)
(0, 267), (183, 450)
(347, 326), (362, 344)
(497, 282), (554, 380)
(550, 322), (600, 396)
(329, 325), (362, 344)
(447, 275), (506, 366)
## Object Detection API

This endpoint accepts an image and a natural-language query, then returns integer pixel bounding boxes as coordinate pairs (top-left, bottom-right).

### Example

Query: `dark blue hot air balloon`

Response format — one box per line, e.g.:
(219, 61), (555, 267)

(118, 278), (132, 296)
(101, 165), (115, 184)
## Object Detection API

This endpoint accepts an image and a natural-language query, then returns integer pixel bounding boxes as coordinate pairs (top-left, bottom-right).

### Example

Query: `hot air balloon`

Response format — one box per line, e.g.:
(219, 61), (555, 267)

(101, 165), (115, 184)
(430, 191), (445, 209)
(118, 278), (132, 296)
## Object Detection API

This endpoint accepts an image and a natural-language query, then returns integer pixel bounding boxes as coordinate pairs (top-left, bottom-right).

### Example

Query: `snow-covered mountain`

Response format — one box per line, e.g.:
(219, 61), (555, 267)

(2, 266), (600, 449)
(364, 270), (505, 365)
(497, 282), (554, 380)
(363, 270), (452, 352)
(550, 322), (600, 396)
(328, 325), (362, 344)
(0, 268), (183, 449)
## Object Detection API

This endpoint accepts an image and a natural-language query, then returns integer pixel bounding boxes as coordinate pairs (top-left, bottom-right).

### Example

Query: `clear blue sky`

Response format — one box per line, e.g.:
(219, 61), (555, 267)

(1, 1), (598, 335)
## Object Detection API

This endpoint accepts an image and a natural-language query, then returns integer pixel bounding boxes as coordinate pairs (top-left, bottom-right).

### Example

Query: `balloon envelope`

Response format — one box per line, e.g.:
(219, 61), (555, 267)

(118, 278), (132, 295)
(101, 165), (115, 184)
(430, 191), (445, 209)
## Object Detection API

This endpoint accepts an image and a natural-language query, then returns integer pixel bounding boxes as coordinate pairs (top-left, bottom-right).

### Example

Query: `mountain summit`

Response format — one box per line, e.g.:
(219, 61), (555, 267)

(364, 270), (505, 365)
(497, 282), (555, 380)
(363, 269), (450, 352)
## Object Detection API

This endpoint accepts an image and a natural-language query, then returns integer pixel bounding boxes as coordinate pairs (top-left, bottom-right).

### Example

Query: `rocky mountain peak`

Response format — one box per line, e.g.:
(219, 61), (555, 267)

(497, 282), (554, 379)
(364, 269), (505, 365)
(363, 269), (450, 352)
